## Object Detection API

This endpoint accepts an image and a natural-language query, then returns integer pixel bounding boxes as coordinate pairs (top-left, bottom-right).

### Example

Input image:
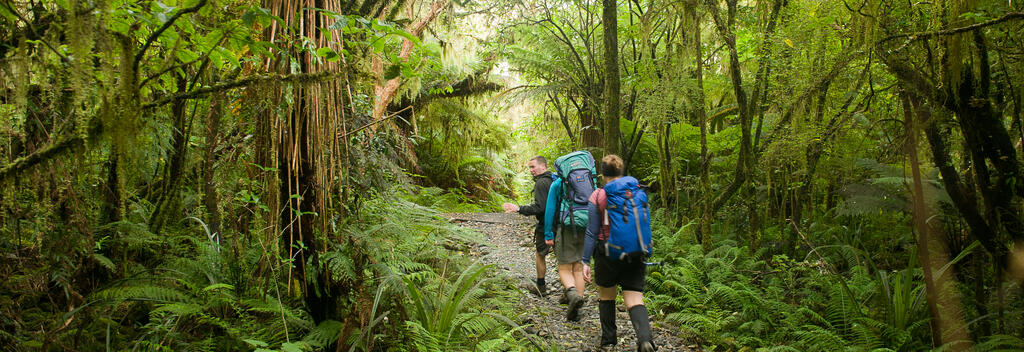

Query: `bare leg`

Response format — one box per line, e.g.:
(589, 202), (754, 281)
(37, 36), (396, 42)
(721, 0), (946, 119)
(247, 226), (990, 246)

(557, 263), (576, 289)
(572, 262), (585, 296)
(561, 263), (585, 321)
(535, 252), (547, 280)
(623, 290), (643, 308)
(598, 286), (618, 300)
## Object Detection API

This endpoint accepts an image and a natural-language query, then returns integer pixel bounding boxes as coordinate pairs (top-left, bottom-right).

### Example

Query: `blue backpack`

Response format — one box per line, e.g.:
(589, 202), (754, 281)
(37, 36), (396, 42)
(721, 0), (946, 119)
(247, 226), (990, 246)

(554, 151), (596, 228)
(603, 176), (653, 261)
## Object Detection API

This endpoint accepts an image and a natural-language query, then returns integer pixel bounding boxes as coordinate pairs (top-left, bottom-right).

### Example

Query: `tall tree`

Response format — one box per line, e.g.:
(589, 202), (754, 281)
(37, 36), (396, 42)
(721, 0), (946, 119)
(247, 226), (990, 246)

(697, 0), (781, 252)
(263, 0), (349, 323)
(602, 0), (620, 156)
(875, 4), (1024, 265)
(371, 0), (449, 123)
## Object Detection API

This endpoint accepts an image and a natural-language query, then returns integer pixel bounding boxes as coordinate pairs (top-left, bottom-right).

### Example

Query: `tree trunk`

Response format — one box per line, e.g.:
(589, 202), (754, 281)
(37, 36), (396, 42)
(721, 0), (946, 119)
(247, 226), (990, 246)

(881, 29), (1024, 261)
(371, 0), (448, 123)
(574, 94), (603, 149)
(149, 75), (189, 234)
(657, 123), (676, 212)
(692, 0), (710, 245)
(916, 92), (1007, 268)
(101, 154), (122, 225)
(550, 93), (577, 145)
(903, 89), (970, 350)
(602, 0), (620, 156)
(202, 92), (224, 251)
(699, 0), (768, 252)
(903, 91), (944, 348)
(265, 0), (350, 325)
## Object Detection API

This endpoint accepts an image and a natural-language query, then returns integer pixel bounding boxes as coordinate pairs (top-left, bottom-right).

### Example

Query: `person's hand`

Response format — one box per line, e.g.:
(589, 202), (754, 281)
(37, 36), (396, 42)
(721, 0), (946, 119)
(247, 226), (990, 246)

(582, 264), (591, 283)
(545, 239), (554, 246)
(501, 203), (519, 213)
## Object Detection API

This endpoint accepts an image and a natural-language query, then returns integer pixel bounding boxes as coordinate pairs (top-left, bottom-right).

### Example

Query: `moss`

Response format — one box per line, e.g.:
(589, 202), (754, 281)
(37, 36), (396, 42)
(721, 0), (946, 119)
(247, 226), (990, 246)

(67, 0), (98, 141)
(9, 41), (29, 137)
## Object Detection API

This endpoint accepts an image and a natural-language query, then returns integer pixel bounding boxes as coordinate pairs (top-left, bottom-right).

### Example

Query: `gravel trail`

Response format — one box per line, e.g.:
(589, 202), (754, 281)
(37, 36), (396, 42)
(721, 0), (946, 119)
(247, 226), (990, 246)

(444, 212), (698, 352)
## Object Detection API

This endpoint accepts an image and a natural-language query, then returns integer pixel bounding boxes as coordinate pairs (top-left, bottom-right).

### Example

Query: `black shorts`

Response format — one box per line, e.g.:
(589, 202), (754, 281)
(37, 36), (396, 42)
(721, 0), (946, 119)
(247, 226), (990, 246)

(593, 249), (646, 292)
(534, 227), (551, 254)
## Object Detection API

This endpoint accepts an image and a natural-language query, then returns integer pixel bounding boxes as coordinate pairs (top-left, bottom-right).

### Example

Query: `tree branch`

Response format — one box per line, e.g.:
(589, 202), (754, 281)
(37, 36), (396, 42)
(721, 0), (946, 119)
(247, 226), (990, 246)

(142, 71), (337, 109)
(0, 134), (86, 182)
(133, 0), (210, 72)
(0, 1), (68, 63)
(881, 12), (1024, 51)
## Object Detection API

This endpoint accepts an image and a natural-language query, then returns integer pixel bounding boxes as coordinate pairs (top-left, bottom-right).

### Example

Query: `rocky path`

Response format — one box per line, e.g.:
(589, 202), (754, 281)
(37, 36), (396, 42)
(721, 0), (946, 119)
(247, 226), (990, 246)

(444, 212), (697, 352)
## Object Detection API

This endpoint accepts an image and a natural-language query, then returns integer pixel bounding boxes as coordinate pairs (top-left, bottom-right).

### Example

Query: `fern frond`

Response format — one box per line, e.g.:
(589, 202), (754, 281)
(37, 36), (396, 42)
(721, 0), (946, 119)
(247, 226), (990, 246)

(794, 325), (849, 352)
(301, 320), (343, 349)
(93, 284), (191, 303)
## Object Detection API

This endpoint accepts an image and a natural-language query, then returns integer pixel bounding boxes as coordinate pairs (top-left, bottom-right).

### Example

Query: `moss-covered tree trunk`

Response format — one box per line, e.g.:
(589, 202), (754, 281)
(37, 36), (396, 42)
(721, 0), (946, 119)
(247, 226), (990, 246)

(202, 92), (224, 251)
(698, 0), (758, 252)
(602, 0), (620, 156)
(149, 75), (189, 234)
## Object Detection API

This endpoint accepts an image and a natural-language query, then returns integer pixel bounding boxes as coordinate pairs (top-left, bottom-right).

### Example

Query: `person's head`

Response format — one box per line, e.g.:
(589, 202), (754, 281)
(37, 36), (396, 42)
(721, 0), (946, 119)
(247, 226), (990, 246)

(600, 154), (624, 180)
(527, 156), (548, 177)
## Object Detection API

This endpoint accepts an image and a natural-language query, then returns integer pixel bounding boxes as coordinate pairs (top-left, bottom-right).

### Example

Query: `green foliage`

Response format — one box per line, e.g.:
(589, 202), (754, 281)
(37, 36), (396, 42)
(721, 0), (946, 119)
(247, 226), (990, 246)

(414, 99), (516, 201)
(646, 213), (934, 351)
(4, 0), (1022, 350)
(402, 264), (522, 351)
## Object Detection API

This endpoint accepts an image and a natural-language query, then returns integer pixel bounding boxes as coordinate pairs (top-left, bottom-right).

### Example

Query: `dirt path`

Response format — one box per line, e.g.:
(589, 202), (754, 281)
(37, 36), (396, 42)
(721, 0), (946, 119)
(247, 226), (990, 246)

(445, 212), (697, 352)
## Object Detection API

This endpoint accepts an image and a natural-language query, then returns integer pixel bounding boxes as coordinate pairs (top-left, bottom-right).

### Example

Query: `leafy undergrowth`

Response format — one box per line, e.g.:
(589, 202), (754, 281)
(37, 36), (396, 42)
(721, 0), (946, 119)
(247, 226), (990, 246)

(403, 185), (512, 213)
(1, 187), (529, 351)
(644, 213), (1024, 352)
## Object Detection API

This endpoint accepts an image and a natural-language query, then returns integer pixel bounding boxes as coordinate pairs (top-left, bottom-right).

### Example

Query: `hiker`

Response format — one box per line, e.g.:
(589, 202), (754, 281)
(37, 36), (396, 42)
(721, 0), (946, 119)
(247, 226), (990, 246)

(502, 156), (554, 296)
(543, 151), (597, 322)
(582, 154), (657, 352)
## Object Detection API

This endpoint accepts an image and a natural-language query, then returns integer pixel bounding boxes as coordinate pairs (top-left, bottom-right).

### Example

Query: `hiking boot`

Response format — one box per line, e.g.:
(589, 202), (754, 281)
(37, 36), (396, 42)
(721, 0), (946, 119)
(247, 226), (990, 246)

(566, 289), (584, 321)
(597, 343), (616, 351)
(558, 290), (568, 304)
(637, 341), (657, 352)
(532, 284), (547, 297)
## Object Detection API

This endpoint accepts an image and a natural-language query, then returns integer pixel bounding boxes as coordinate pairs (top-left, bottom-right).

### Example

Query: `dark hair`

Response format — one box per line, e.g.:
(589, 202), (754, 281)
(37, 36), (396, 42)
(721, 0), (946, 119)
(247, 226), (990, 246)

(529, 156), (547, 166)
(600, 154), (624, 177)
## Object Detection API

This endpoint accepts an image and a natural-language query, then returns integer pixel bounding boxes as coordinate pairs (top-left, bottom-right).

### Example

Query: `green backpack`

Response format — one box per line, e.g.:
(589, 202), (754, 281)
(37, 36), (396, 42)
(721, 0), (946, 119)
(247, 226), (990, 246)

(554, 151), (597, 228)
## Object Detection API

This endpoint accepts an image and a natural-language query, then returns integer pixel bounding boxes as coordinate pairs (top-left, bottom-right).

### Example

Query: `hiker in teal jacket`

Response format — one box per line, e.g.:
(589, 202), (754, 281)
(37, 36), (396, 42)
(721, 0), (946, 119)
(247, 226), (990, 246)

(543, 171), (587, 321)
(543, 175), (561, 242)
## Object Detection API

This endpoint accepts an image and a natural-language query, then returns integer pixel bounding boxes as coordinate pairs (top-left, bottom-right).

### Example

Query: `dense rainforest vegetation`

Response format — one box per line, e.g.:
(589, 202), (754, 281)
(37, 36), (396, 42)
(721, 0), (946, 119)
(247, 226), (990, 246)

(2, 0), (1024, 350)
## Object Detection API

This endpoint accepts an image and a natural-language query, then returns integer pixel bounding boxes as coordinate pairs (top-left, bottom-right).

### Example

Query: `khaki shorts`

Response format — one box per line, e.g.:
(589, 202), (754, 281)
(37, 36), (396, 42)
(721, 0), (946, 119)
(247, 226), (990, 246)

(554, 225), (585, 265)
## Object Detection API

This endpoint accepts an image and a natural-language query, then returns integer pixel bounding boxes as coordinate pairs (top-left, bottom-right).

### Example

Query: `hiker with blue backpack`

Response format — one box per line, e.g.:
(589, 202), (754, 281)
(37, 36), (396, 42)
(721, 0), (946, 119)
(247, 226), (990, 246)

(542, 151), (599, 322)
(582, 154), (657, 352)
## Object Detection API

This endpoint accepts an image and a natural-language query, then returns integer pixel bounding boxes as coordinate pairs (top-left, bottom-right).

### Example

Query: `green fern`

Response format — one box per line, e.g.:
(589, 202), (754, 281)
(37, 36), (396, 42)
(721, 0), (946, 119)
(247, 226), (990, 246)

(401, 264), (519, 351)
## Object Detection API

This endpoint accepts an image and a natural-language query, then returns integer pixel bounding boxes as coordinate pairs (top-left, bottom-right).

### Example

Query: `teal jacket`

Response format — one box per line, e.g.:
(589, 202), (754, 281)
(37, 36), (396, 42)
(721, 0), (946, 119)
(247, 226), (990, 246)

(543, 174), (563, 241)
